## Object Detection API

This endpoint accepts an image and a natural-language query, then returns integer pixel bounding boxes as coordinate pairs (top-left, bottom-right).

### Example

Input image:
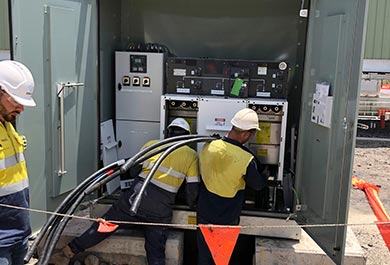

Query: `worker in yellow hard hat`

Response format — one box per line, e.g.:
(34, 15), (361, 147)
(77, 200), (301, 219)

(196, 108), (269, 265)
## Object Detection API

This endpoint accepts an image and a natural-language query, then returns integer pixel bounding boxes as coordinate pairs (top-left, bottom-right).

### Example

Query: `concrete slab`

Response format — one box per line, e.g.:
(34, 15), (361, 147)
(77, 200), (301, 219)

(46, 207), (365, 265)
(253, 227), (366, 265)
(48, 214), (184, 265)
(91, 203), (301, 240)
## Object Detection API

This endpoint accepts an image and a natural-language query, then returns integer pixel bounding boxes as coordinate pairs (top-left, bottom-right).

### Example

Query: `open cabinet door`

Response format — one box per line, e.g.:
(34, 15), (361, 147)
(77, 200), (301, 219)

(295, 0), (367, 264)
(10, 0), (98, 230)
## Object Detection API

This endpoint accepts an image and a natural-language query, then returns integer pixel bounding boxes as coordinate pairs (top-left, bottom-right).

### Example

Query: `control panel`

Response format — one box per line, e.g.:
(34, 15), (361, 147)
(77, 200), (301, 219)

(166, 57), (289, 98)
(160, 94), (199, 139)
(160, 95), (289, 212)
(116, 51), (164, 121)
(247, 99), (288, 183)
(115, 51), (164, 159)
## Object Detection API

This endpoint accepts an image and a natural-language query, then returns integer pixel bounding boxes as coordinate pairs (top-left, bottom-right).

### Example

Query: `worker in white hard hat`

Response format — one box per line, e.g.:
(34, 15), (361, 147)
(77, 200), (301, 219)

(0, 60), (36, 264)
(196, 108), (269, 265)
(52, 118), (199, 265)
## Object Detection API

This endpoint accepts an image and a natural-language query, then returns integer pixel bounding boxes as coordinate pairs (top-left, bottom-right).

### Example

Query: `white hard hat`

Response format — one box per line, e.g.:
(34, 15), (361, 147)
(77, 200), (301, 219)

(231, 108), (260, 131)
(0, 60), (36, 106)
(168, 118), (191, 133)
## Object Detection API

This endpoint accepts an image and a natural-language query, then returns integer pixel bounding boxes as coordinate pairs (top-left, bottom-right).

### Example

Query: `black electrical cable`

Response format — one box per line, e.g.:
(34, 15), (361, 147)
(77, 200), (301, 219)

(37, 137), (192, 263)
(39, 168), (122, 264)
(38, 168), (122, 264)
(120, 134), (206, 173)
(34, 135), (216, 264)
(84, 169), (124, 195)
(39, 170), (123, 265)
(130, 136), (215, 214)
(41, 142), (189, 264)
(25, 161), (124, 263)
(121, 134), (206, 172)
(24, 160), (125, 263)
(127, 136), (207, 171)
(126, 41), (173, 55)
(35, 138), (181, 263)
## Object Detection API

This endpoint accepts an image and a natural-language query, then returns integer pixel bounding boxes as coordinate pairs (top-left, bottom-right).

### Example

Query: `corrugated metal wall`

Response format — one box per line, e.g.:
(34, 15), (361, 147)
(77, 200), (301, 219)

(0, 0), (9, 50)
(364, 0), (390, 59)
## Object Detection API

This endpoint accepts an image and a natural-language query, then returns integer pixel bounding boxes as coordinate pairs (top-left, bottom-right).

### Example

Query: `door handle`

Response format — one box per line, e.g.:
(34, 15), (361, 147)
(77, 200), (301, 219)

(57, 82), (84, 176)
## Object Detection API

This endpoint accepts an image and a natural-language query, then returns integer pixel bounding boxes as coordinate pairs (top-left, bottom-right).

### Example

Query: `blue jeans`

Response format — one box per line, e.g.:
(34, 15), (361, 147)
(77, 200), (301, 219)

(0, 241), (28, 265)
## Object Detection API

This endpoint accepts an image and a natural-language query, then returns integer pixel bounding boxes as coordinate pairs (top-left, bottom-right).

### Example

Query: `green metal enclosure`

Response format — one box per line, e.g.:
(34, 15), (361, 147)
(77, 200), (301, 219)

(9, 0), (367, 264)
(295, 0), (367, 263)
(9, 0), (99, 232)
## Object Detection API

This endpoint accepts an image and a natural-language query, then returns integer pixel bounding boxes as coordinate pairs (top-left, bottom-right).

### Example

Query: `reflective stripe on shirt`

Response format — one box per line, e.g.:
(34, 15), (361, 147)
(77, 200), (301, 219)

(186, 175), (200, 183)
(0, 177), (29, 197)
(138, 140), (199, 193)
(139, 171), (182, 193)
(143, 161), (186, 179)
(0, 152), (25, 170)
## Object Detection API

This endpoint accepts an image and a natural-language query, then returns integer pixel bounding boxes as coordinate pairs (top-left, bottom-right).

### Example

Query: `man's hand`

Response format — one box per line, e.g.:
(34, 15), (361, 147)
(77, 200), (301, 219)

(261, 166), (270, 178)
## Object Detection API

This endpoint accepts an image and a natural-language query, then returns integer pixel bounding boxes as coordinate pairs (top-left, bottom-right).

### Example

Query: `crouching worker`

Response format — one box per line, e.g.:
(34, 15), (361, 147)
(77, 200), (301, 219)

(51, 118), (199, 265)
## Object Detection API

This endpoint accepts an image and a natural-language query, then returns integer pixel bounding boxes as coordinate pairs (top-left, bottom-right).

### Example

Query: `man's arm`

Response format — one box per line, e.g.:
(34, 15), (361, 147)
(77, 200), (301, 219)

(185, 182), (199, 209)
(184, 156), (200, 209)
(245, 158), (268, 190)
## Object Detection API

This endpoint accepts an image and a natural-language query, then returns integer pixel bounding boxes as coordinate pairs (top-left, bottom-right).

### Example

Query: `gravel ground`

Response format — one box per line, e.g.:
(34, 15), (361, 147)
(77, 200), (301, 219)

(349, 126), (390, 265)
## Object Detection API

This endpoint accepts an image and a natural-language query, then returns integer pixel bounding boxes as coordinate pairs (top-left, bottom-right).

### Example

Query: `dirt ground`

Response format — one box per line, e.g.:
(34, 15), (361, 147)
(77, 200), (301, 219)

(349, 127), (390, 265)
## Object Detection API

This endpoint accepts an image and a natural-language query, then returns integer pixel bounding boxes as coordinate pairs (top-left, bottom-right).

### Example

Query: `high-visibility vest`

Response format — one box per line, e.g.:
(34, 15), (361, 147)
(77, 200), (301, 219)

(0, 122), (29, 197)
(200, 139), (253, 198)
(139, 140), (199, 193)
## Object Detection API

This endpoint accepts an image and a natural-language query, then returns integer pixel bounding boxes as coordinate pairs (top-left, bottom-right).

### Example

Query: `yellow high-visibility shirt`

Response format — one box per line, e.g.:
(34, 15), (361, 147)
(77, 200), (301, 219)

(0, 122), (28, 196)
(200, 139), (253, 198)
(139, 140), (199, 193)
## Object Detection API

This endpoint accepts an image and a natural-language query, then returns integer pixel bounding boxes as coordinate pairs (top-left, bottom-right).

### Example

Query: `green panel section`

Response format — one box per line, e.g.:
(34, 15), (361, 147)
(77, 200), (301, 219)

(46, 5), (79, 195)
(364, 0), (390, 59)
(0, 0), (9, 49)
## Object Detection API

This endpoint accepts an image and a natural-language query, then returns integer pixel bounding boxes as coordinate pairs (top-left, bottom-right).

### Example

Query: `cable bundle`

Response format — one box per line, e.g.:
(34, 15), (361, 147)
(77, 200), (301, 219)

(24, 135), (215, 265)
(126, 42), (174, 56)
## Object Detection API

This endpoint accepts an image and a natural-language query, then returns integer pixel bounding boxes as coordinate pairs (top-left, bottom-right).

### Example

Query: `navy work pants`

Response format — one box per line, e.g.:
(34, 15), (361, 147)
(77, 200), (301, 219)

(0, 241), (28, 265)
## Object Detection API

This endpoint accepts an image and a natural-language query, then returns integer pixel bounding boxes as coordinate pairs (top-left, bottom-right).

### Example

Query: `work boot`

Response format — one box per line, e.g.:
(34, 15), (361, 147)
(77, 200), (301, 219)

(48, 245), (75, 265)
